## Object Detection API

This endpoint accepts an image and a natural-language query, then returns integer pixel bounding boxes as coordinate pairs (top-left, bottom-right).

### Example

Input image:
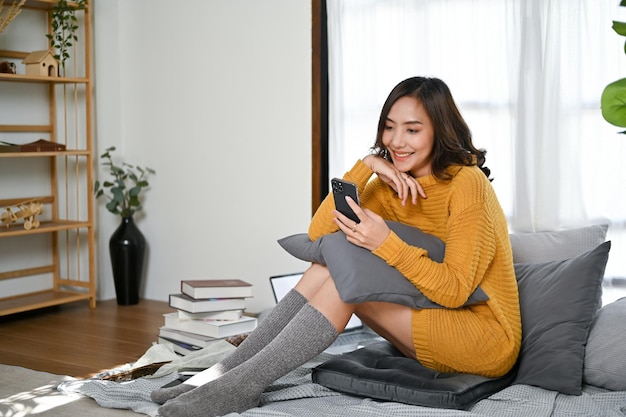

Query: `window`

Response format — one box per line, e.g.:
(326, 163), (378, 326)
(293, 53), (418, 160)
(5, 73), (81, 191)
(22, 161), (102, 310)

(314, 0), (626, 277)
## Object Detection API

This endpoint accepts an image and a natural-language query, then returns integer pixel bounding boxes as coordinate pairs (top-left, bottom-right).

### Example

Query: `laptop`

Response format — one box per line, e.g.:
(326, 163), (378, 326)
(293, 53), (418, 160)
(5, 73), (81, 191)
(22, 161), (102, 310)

(269, 272), (383, 354)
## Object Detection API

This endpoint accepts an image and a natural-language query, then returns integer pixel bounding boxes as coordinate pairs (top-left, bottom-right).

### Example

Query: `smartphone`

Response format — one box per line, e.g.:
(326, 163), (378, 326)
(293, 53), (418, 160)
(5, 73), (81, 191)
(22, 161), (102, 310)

(331, 178), (360, 223)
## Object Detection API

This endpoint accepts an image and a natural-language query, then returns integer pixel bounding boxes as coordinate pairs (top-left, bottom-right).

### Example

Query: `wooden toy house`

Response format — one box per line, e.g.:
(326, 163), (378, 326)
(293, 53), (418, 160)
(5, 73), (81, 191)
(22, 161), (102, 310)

(22, 50), (58, 77)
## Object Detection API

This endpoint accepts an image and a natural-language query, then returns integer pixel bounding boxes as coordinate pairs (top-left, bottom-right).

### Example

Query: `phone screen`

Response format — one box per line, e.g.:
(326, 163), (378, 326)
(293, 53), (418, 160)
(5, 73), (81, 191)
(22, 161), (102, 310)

(331, 178), (360, 223)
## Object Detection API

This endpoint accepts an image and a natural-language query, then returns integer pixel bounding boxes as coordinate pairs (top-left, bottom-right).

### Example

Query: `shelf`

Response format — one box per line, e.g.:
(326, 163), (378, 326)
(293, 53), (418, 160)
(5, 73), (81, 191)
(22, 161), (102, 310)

(0, 195), (54, 206)
(2, 0), (84, 11)
(0, 220), (91, 238)
(0, 0), (95, 316)
(0, 124), (53, 133)
(0, 73), (88, 84)
(0, 265), (56, 281)
(0, 150), (90, 158)
(0, 289), (94, 316)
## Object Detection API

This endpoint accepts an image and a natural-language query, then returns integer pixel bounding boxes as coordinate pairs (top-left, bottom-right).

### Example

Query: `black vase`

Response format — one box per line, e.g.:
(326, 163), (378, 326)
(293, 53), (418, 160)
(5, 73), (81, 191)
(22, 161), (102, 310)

(109, 216), (146, 305)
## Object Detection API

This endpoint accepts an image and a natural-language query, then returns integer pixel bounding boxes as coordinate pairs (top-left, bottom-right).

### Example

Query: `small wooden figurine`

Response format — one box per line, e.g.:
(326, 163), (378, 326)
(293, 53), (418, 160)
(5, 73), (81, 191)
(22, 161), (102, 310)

(1, 199), (43, 230)
(0, 61), (16, 74)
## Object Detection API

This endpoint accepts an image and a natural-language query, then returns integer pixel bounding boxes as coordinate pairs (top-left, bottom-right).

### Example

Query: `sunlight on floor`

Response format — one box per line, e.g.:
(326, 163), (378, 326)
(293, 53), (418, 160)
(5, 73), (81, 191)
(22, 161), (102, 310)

(0, 381), (82, 417)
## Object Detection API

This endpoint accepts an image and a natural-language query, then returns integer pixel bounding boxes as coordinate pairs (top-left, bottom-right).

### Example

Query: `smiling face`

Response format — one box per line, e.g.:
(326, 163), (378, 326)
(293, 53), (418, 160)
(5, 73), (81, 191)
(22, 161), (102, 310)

(382, 96), (435, 178)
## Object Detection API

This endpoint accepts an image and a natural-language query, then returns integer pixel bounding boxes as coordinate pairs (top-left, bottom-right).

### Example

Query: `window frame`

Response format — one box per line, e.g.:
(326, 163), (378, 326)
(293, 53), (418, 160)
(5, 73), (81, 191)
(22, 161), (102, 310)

(311, 0), (328, 214)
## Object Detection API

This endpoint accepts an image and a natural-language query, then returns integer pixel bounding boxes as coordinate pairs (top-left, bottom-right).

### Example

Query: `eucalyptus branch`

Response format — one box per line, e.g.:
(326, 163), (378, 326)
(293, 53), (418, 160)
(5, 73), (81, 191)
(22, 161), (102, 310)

(94, 146), (156, 218)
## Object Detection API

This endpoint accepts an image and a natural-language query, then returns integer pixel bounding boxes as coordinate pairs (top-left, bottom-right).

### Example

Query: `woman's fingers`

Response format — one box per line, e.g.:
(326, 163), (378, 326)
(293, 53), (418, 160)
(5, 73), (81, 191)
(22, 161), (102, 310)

(334, 206), (390, 251)
(364, 155), (427, 203)
(333, 197), (362, 230)
(345, 195), (363, 216)
(401, 173), (427, 202)
(396, 172), (422, 205)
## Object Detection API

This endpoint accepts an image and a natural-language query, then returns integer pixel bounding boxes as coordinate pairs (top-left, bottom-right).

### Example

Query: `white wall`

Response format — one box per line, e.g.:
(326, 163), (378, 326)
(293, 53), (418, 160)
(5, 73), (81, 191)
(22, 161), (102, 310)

(92, 0), (312, 312)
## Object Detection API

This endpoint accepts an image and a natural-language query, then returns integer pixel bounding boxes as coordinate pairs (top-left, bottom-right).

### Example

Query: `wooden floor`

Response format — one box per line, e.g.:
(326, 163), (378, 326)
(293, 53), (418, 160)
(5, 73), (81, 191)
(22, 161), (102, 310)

(0, 298), (175, 378)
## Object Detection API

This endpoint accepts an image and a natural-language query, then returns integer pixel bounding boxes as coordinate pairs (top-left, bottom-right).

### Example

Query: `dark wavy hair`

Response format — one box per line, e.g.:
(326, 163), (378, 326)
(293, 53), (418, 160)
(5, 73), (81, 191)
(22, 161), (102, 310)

(372, 77), (491, 180)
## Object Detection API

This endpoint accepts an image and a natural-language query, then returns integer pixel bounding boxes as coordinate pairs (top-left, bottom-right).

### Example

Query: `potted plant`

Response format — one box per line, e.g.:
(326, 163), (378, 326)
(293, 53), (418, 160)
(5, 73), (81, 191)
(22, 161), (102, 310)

(601, 0), (626, 133)
(94, 146), (155, 305)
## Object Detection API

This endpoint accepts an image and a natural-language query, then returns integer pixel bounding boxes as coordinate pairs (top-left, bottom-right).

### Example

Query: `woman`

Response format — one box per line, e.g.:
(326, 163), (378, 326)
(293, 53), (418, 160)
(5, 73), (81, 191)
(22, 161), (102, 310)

(153, 76), (522, 417)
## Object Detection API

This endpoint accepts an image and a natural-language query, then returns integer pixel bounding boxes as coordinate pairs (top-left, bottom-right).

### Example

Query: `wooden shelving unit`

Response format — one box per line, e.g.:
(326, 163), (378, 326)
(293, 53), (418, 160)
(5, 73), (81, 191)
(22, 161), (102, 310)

(0, 0), (95, 315)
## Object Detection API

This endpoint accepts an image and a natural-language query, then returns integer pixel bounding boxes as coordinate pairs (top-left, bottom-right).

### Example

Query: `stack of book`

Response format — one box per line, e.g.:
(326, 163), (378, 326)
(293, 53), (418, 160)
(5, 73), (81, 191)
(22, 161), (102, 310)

(158, 279), (257, 355)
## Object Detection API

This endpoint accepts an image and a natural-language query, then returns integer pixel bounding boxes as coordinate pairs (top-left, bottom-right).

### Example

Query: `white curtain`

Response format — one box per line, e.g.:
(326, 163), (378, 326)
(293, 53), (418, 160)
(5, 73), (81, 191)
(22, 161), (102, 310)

(327, 0), (626, 234)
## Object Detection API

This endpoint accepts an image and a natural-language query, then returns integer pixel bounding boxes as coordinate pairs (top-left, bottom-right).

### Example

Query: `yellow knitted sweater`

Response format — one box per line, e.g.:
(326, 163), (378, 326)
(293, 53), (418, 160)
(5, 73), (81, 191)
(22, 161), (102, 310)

(309, 160), (521, 377)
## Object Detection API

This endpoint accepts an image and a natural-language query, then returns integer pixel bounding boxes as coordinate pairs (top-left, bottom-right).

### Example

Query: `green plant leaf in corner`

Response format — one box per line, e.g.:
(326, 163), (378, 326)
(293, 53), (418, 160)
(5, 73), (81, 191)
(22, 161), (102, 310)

(613, 20), (626, 37)
(601, 78), (626, 130)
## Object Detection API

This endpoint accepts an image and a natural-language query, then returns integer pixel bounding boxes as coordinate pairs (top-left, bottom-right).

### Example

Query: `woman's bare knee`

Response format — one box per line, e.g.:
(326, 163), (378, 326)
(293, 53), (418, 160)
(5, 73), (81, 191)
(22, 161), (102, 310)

(294, 263), (332, 300)
(355, 302), (416, 359)
(307, 277), (354, 332)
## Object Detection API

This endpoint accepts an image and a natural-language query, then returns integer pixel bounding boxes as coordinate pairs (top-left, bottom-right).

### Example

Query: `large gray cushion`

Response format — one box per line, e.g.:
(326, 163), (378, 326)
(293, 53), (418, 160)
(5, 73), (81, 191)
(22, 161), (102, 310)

(509, 224), (608, 263)
(278, 221), (489, 309)
(584, 297), (626, 390)
(512, 241), (611, 395)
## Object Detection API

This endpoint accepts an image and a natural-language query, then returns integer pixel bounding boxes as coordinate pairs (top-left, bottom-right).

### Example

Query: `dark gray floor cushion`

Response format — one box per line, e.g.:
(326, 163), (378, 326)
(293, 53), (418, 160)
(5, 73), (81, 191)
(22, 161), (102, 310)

(312, 341), (517, 409)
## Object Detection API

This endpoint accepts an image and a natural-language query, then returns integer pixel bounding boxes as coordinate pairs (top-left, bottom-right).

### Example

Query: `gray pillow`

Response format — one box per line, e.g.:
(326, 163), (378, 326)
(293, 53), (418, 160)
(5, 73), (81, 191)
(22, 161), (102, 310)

(583, 297), (626, 390)
(278, 233), (324, 265)
(509, 224), (608, 263)
(513, 241), (611, 395)
(278, 221), (489, 309)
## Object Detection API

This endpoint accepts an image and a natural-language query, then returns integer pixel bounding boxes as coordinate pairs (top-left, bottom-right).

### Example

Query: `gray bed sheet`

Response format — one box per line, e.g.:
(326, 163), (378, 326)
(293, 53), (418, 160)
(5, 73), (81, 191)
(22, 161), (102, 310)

(57, 349), (626, 417)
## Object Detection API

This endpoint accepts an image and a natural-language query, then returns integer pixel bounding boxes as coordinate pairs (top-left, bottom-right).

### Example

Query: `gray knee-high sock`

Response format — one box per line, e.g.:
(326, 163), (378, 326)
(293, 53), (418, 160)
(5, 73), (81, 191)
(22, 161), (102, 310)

(157, 304), (338, 417)
(151, 289), (307, 404)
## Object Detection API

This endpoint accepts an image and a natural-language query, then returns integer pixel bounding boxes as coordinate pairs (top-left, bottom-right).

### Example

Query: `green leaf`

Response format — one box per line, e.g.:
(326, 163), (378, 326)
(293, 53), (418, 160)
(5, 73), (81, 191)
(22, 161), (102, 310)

(601, 78), (626, 128)
(129, 186), (141, 197)
(111, 166), (125, 176)
(111, 187), (125, 200)
(613, 20), (626, 37)
(129, 196), (141, 207)
(106, 200), (120, 214)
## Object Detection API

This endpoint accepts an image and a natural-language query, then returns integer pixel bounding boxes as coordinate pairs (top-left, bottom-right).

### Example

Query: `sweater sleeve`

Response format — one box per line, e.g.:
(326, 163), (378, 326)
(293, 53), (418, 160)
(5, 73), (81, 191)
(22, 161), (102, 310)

(373, 170), (498, 308)
(308, 160), (374, 241)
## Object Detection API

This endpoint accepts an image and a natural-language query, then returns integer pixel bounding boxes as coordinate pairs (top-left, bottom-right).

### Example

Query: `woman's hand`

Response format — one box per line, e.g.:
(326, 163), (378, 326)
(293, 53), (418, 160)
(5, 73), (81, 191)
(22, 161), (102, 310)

(333, 196), (390, 251)
(363, 155), (426, 205)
